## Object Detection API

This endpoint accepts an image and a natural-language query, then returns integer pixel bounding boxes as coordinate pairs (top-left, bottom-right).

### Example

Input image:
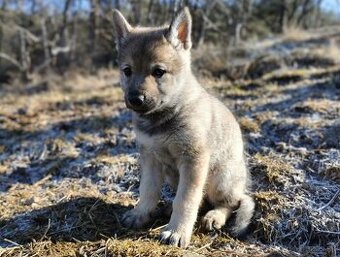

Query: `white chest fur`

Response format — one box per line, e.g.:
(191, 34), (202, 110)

(136, 129), (178, 168)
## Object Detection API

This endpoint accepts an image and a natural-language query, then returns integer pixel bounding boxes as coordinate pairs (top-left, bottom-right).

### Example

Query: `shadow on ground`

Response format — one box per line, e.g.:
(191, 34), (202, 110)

(0, 197), (131, 247)
(0, 109), (137, 192)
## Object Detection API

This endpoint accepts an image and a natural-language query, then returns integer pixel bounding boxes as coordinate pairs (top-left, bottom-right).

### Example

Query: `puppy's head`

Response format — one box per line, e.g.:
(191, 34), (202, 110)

(113, 8), (192, 114)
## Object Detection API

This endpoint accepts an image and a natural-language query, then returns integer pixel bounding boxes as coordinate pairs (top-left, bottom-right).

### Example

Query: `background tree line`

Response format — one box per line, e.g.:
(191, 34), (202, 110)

(0, 0), (339, 82)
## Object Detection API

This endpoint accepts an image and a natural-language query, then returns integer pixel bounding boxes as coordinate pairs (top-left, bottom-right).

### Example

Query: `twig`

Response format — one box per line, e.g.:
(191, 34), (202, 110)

(195, 241), (214, 253)
(149, 224), (167, 232)
(95, 247), (106, 254)
(315, 230), (340, 235)
(3, 238), (21, 247)
(33, 175), (52, 187)
(49, 225), (83, 235)
(164, 249), (172, 256)
(317, 190), (340, 211)
(40, 218), (51, 240)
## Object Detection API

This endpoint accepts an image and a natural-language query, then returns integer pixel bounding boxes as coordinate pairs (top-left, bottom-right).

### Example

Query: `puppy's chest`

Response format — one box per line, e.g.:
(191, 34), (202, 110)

(136, 130), (178, 168)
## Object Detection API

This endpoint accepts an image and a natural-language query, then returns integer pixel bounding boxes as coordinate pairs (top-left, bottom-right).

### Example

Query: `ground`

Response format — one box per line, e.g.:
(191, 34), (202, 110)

(0, 28), (339, 257)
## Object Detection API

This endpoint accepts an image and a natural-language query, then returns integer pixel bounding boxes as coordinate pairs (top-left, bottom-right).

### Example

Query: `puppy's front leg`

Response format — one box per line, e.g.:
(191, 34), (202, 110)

(122, 150), (163, 229)
(160, 153), (209, 248)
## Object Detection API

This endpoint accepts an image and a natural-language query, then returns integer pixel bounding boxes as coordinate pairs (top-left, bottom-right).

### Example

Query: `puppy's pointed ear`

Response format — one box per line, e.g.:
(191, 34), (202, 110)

(113, 9), (132, 48)
(166, 7), (192, 50)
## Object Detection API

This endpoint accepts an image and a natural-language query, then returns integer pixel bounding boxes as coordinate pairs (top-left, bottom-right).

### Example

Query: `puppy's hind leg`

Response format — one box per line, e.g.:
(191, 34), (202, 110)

(202, 174), (234, 231)
(203, 161), (254, 236)
(203, 188), (254, 236)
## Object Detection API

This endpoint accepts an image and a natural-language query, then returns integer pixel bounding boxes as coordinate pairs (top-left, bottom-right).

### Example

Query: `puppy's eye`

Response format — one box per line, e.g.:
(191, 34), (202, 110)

(123, 67), (132, 77)
(152, 68), (166, 78)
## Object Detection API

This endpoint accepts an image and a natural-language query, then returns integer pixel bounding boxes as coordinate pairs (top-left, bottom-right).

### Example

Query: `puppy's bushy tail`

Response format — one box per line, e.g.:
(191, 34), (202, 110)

(231, 194), (255, 237)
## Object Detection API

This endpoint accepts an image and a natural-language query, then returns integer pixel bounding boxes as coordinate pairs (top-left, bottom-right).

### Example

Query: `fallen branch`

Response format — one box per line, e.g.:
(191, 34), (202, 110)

(0, 52), (22, 69)
(0, 22), (40, 43)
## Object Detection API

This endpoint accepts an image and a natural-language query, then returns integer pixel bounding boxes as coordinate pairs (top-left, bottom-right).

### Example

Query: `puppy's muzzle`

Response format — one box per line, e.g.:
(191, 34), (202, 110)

(125, 93), (154, 113)
(128, 94), (145, 107)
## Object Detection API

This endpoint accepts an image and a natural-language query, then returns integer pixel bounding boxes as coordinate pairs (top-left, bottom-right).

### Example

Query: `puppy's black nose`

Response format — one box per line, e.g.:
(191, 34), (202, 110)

(128, 94), (145, 107)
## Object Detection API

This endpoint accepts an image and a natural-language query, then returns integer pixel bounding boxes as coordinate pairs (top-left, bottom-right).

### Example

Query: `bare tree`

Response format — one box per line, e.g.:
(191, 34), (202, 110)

(0, 0), (338, 82)
(89, 0), (99, 68)
(147, 0), (155, 24)
(40, 16), (50, 70)
(115, 0), (121, 10)
(55, 0), (72, 71)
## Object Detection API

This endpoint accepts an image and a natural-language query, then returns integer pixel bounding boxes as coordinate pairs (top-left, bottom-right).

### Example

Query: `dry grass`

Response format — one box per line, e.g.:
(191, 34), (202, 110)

(1, 30), (340, 257)
(313, 38), (340, 63)
(252, 153), (294, 185)
(283, 26), (312, 42)
(294, 99), (338, 114)
(238, 117), (260, 133)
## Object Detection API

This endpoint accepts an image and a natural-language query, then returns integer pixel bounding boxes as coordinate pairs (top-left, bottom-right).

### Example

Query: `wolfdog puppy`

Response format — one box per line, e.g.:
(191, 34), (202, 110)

(113, 7), (255, 248)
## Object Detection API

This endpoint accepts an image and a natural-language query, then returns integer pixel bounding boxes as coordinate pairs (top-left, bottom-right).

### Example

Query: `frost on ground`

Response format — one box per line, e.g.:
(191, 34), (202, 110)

(0, 30), (339, 257)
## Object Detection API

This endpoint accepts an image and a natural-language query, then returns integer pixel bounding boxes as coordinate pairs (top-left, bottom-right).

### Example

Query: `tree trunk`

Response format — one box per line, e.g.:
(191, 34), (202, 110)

(18, 0), (26, 77)
(115, 0), (121, 10)
(297, 0), (313, 28)
(196, 10), (206, 47)
(40, 16), (50, 70)
(19, 28), (30, 81)
(89, 0), (99, 69)
(131, 0), (141, 24)
(235, 23), (243, 45)
(70, 11), (78, 64)
(147, 0), (155, 24)
(279, 0), (287, 33)
(0, 1), (6, 68)
(56, 0), (72, 72)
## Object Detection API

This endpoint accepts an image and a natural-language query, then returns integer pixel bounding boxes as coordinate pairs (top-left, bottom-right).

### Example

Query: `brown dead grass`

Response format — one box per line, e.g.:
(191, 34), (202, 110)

(313, 38), (340, 63)
(283, 26), (312, 42)
(322, 166), (340, 183)
(238, 117), (260, 133)
(294, 99), (337, 114)
(252, 153), (294, 185)
(1, 32), (340, 256)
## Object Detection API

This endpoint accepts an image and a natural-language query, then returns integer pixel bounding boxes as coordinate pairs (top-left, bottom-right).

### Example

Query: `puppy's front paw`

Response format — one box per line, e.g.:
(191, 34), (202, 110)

(159, 227), (191, 248)
(121, 208), (151, 229)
